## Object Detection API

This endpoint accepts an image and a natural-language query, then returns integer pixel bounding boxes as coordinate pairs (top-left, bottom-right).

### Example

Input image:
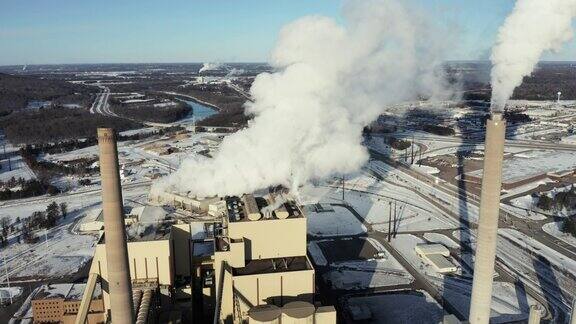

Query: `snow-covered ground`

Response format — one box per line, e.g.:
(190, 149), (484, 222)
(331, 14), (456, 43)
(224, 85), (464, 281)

(0, 155), (36, 182)
(542, 222), (576, 248)
(305, 205), (367, 237)
(300, 173), (457, 234)
(346, 291), (443, 323)
(423, 233), (460, 249)
(0, 181), (149, 281)
(0, 287), (23, 301)
(469, 150), (576, 184)
(317, 237), (413, 290)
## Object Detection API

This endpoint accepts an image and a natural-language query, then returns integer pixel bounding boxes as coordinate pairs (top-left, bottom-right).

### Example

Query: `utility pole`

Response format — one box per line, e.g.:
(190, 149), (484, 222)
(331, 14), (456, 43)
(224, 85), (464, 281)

(3, 253), (12, 304)
(388, 202), (392, 242)
(411, 134), (415, 165)
(342, 176), (345, 202)
(393, 201), (397, 238)
(418, 149), (422, 166)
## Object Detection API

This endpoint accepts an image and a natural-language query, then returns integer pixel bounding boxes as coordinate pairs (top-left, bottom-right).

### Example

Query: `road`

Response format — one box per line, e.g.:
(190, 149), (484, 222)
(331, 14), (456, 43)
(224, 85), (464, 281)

(89, 86), (114, 117)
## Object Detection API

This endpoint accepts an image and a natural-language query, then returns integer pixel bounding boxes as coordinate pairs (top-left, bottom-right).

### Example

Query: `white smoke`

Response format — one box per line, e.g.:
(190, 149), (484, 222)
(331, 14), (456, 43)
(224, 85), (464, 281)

(226, 68), (245, 78)
(490, 0), (576, 110)
(155, 0), (455, 197)
(199, 62), (224, 73)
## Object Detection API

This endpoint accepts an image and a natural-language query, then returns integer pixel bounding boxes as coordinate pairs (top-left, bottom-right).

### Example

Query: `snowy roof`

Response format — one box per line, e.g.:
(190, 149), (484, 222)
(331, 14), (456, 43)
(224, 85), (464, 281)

(415, 243), (450, 256)
(139, 206), (167, 224)
(32, 283), (102, 301)
(423, 254), (457, 273)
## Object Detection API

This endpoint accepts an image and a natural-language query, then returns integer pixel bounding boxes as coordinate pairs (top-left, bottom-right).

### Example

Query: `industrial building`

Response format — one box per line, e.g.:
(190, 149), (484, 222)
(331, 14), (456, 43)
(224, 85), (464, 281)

(415, 244), (458, 274)
(26, 128), (337, 324)
(30, 283), (105, 324)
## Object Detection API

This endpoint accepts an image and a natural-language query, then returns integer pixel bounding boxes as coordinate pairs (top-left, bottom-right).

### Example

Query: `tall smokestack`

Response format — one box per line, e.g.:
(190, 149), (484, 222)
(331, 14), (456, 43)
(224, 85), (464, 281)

(469, 113), (506, 324)
(98, 128), (135, 324)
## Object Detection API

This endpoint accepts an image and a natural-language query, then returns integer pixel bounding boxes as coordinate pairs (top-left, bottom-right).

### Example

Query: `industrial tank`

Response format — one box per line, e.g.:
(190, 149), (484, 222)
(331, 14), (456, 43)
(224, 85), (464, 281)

(281, 301), (315, 324)
(248, 304), (282, 324)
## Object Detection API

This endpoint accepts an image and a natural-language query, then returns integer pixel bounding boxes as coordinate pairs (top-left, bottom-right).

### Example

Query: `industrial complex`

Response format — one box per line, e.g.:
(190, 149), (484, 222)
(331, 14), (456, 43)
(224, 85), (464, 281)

(26, 128), (336, 323)
(16, 112), (572, 324)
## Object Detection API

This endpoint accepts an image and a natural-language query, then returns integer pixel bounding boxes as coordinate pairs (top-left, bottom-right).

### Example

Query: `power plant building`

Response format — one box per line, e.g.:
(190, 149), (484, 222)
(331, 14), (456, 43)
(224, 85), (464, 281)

(56, 128), (337, 323)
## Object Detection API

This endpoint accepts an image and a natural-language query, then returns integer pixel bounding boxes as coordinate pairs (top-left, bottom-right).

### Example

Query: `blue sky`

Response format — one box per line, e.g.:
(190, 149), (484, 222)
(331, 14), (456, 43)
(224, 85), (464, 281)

(0, 0), (575, 65)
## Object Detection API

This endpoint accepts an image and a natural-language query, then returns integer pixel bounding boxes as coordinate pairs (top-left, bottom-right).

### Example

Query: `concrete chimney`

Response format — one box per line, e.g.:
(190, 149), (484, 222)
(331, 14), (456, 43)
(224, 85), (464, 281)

(468, 113), (506, 324)
(97, 128), (135, 324)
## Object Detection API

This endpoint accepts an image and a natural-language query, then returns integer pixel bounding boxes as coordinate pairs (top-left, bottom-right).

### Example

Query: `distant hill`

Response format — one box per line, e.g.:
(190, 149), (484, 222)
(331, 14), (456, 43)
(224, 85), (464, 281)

(0, 73), (97, 112)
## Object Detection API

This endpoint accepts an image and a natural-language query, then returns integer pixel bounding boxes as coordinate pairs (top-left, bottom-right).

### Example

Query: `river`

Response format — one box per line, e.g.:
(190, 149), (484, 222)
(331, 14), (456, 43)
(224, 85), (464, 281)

(180, 100), (218, 123)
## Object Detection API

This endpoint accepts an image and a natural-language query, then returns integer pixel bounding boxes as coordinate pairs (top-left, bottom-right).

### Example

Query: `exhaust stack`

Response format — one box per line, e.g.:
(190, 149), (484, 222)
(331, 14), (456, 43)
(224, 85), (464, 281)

(469, 113), (506, 324)
(98, 128), (135, 324)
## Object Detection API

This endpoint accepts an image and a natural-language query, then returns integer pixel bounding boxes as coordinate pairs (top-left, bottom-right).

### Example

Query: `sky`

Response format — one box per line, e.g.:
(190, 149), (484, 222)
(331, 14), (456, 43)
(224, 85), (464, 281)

(0, 0), (575, 65)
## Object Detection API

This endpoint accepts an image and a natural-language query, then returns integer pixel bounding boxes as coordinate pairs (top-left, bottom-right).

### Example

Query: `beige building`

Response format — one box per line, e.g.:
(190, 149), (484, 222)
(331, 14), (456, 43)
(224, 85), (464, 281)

(76, 192), (336, 324)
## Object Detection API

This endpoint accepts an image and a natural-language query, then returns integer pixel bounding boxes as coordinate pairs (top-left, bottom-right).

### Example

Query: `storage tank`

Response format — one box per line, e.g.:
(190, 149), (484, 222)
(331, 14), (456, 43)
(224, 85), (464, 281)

(248, 305), (281, 324)
(274, 206), (290, 219)
(281, 301), (315, 324)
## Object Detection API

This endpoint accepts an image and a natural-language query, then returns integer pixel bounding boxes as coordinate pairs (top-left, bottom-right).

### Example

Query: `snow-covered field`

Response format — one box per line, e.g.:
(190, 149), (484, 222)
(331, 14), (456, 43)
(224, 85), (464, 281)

(542, 222), (576, 248)
(469, 150), (576, 184)
(0, 181), (149, 281)
(300, 172), (457, 234)
(316, 237), (414, 290)
(346, 291), (444, 323)
(306, 205), (367, 237)
(0, 155), (36, 182)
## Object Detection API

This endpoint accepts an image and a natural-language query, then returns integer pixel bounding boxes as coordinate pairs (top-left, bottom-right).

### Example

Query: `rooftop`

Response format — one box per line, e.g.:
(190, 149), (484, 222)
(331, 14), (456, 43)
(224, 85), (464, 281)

(226, 195), (303, 223)
(233, 256), (311, 276)
(32, 283), (102, 301)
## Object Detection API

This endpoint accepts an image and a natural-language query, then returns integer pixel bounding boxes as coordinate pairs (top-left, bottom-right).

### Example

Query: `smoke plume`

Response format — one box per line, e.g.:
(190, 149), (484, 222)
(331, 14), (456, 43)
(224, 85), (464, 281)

(199, 62), (224, 73)
(490, 0), (576, 110)
(155, 0), (454, 197)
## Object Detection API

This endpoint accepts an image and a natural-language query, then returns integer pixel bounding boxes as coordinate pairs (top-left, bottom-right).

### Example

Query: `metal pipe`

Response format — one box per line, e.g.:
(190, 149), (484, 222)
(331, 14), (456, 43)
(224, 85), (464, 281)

(469, 113), (506, 324)
(98, 128), (135, 324)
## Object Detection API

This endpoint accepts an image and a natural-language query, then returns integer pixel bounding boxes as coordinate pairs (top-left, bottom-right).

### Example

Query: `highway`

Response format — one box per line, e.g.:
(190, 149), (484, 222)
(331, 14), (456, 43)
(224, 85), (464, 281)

(89, 86), (114, 117)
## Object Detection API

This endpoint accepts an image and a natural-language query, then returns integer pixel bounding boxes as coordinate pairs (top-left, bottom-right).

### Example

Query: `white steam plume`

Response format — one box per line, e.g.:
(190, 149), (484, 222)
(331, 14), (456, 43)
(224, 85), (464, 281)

(155, 0), (454, 197)
(199, 62), (224, 73)
(490, 0), (576, 111)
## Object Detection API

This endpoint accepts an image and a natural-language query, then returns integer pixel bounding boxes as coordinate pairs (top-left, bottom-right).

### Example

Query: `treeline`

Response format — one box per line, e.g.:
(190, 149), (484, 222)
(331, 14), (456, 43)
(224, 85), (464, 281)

(20, 146), (98, 177)
(536, 187), (576, 212)
(197, 108), (249, 127)
(0, 178), (58, 200)
(0, 107), (142, 144)
(454, 63), (576, 102)
(19, 202), (68, 244)
(177, 84), (246, 112)
(111, 101), (190, 123)
(387, 137), (412, 150)
(0, 73), (97, 112)
(21, 125), (185, 156)
(422, 124), (455, 136)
